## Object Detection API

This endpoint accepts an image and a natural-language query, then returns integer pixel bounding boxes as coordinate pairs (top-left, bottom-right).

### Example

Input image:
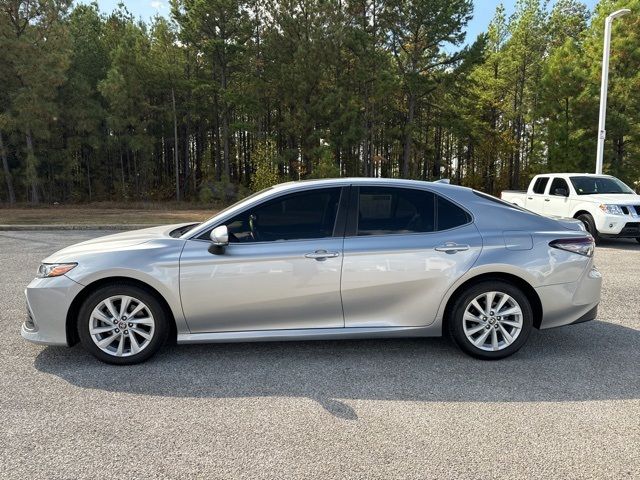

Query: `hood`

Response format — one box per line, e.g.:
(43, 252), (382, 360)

(579, 193), (640, 204)
(43, 223), (193, 263)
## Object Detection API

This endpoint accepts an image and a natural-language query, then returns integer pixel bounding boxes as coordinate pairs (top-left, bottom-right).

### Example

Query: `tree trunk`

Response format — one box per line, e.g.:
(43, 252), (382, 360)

(0, 131), (16, 204)
(120, 146), (125, 197)
(402, 92), (415, 178)
(221, 65), (230, 180)
(172, 87), (180, 201)
(25, 129), (39, 204)
(85, 148), (92, 202)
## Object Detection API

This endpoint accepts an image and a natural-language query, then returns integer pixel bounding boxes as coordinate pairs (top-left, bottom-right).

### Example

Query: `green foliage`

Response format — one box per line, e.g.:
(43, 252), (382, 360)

(309, 148), (341, 179)
(250, 139), (280, 192)
(1, 0), (640, 205)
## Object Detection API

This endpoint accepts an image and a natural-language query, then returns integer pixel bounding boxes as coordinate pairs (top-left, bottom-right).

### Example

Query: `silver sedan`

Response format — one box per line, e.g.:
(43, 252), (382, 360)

(22, 178), (602, 364)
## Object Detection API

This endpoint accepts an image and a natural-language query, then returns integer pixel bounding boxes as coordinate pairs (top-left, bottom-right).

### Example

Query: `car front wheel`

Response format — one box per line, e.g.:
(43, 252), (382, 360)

(77, 284), (169, 365)
(448, 281), (533, 360)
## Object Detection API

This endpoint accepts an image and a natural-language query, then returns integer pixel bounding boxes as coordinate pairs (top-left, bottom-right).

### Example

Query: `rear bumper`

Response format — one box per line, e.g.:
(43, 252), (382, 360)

(569, 305), (598, 325)
(536, 266), (602, 329)
(21, 275), (83, 346)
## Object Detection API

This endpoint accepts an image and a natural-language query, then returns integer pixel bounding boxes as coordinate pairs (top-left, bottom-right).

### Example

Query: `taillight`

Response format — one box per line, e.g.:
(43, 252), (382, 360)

(549, 237), (595, 257)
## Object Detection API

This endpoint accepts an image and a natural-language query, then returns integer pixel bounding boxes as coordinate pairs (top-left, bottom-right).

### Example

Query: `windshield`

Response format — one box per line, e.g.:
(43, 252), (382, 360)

(569, 176), (634, 195)
(180, 186), (275, 237)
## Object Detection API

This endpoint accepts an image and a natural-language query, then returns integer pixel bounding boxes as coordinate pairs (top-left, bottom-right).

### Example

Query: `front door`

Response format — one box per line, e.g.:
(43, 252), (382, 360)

(544, 177), (571, 216)
(180, 187), (346, 333)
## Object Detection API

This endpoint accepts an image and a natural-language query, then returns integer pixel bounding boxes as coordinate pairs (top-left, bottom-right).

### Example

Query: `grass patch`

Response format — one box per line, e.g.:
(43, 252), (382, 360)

(0, 203), (218, 225)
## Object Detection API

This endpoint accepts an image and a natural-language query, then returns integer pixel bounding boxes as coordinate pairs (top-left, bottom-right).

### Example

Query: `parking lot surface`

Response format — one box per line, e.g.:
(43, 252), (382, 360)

(1, 230), (638, 479)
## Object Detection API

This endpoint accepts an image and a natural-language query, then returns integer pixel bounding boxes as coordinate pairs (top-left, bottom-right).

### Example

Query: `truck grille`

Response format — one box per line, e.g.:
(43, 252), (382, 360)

(622, 206), (640, 215)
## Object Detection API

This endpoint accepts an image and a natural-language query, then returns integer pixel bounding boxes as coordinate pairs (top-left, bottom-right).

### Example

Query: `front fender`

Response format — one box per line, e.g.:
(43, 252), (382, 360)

(64, 239), (189, 334)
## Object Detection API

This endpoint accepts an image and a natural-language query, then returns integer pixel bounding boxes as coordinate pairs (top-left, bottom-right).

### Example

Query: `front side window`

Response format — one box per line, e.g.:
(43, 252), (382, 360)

(549, 178), (570, 196)
(224, 187), (342, 243)
(570, 176), (634, 195)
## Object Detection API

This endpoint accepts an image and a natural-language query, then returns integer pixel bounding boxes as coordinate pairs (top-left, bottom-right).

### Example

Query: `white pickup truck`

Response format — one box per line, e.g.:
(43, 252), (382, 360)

(501, 173), (640, 243)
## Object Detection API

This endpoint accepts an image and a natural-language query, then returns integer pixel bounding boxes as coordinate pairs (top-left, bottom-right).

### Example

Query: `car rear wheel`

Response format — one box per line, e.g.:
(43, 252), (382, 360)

(77, 284), (168, 365)
(448, 281), (533, 360)
(577, 213), (600, 244)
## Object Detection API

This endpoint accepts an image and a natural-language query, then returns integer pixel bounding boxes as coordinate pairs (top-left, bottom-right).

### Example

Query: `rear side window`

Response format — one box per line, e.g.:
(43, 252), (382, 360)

(355, 187), (471, 236)
(532, 177), (549, 194)
(356, 187), (435, 235)
(436, 196), (472, 231)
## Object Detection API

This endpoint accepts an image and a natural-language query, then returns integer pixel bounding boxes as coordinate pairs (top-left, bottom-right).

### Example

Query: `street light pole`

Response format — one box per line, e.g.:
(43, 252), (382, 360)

(595, 9), (631, 175)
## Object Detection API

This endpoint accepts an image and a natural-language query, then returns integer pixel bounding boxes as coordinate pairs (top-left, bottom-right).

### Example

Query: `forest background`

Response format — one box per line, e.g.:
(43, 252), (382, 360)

(1, 0), (639, 208)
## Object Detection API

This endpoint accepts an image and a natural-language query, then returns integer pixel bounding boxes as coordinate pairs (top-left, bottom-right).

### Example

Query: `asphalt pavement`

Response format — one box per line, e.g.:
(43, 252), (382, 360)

(0, 230), (638, 479)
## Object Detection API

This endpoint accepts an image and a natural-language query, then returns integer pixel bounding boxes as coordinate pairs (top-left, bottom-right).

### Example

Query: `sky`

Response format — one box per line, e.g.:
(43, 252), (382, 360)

(86, 0), (601, 45)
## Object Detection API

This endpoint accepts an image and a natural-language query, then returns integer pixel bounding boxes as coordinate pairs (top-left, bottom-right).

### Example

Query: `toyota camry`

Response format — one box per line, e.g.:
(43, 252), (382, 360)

(22, 178), (602, 364)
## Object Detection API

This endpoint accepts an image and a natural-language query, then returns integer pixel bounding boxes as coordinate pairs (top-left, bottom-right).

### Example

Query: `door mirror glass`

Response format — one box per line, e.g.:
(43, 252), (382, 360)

(555, 187), (568, 197)
(210, 225), (229, 247)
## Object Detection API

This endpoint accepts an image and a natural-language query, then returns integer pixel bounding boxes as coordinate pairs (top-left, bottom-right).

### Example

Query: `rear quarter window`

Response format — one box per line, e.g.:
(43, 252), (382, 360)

(436, 195), (472, 231)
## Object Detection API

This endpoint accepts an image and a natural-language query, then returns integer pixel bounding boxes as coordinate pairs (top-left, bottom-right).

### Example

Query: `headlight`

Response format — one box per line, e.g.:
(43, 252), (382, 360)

(599, 204), (624, 215)
(36, 263), (77, 278)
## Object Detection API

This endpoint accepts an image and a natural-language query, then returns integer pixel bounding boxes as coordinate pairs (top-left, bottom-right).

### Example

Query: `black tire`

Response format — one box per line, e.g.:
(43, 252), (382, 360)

(636, 237), (640, 244)
(447, 280), (533, 360)
(77, 283), (169, 365)
(577, 213), (600, 244)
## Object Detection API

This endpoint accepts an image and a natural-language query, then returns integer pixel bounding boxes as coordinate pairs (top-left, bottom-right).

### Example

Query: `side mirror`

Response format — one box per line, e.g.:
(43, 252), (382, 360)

(208, 225), (229, 254)
(555, 187), (569, 197)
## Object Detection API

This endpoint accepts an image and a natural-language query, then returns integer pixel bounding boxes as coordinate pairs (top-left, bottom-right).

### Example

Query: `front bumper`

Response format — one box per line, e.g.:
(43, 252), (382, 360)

(596, 213), (640, 237)
(536, 265), (602, 329)
(600, 222), (640, 238)
(21, 275), (84, 346)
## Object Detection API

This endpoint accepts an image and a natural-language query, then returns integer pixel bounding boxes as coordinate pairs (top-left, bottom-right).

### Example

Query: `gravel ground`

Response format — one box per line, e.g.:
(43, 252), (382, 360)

(0, 231), (638, 479)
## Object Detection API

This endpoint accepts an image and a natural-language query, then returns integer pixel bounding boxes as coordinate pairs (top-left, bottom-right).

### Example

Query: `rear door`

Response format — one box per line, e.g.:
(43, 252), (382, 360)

(526, 176), (550, 214)
(341, 185), (482, 328)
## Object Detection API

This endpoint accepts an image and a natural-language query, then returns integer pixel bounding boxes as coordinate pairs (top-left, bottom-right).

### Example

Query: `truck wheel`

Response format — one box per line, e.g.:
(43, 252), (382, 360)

(577, 214), (600, 244)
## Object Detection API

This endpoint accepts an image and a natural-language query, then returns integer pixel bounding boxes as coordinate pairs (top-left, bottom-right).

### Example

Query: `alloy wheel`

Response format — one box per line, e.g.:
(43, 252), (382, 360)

(89, 295), (156, 357)
(462, 291), (523, 352)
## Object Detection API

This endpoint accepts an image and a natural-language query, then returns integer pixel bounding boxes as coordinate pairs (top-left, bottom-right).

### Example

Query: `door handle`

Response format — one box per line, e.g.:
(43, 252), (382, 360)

(434, 243), (470, 254)
(544, 198), (550, 202)
(527, 197), (533, 200)
(305, 250), (340, 260)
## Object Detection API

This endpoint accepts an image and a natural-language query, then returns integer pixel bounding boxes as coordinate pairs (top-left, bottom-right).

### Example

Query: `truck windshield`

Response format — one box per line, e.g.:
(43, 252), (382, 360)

(569, 176), (634, 195)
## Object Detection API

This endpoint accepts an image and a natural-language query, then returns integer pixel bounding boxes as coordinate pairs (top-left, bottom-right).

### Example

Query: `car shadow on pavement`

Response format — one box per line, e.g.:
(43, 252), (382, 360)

(597, 238), (640, 250)
(34, 320), (640, 420)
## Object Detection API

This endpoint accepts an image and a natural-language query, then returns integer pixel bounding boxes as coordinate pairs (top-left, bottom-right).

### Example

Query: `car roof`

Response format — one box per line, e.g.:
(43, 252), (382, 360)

(535, 173), (613, 178)
(271, 177), (469, 193)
